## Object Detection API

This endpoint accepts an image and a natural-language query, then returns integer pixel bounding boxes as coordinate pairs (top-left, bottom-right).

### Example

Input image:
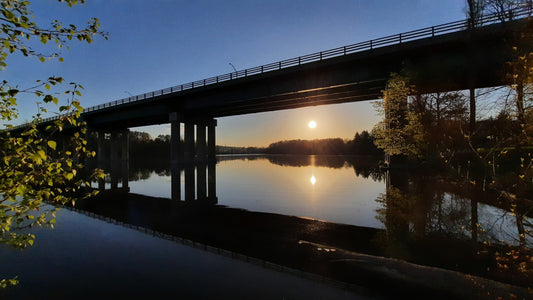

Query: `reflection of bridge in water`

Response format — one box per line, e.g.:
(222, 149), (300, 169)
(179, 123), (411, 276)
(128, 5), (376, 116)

(68, 177), (531, 299)
(77, 154), (533, 297)
(95, 158), (217, 203)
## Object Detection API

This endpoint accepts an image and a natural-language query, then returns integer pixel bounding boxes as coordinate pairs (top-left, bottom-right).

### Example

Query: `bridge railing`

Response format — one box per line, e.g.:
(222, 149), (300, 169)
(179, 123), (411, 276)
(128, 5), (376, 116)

(12, 6), (533, 129)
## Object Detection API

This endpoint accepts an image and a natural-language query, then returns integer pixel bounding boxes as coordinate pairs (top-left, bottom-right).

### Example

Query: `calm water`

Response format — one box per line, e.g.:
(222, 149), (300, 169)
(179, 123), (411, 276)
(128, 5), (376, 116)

(1, 155), (531, 298)
(129, 155), (384, 229)
(127, 155), (529, 247)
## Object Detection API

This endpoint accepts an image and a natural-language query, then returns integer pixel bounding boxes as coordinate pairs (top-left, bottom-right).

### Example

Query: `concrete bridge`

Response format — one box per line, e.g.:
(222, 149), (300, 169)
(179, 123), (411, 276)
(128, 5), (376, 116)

(84, 8), (533, 164)
(14, 7), (533, 199)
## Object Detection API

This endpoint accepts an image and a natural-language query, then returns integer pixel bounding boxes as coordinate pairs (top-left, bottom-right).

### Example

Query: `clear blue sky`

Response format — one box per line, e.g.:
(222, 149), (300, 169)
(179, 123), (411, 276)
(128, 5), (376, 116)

(5, 0), (467, 146)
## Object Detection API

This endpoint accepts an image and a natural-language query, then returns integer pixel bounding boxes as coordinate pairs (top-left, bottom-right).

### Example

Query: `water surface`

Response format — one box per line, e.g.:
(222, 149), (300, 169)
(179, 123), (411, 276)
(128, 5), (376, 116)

(1, 154), (532, 298)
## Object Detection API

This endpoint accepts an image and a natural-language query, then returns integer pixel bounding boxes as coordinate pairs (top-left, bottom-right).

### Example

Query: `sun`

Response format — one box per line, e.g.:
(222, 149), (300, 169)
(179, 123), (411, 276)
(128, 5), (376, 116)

(308, 120), (317, 129)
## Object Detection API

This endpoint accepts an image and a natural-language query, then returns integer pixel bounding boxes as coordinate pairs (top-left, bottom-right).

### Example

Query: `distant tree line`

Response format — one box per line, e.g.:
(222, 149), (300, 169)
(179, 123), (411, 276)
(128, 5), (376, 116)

(217, 145), (266, 154)
(265, 132), (382, 155)
(126, 130), (382, 158)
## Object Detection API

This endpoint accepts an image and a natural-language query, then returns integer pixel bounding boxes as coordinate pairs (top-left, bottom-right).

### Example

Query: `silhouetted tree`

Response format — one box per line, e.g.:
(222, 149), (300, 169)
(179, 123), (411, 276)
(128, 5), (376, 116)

(466, 0), (486, 28)
(349, 130), (382, 155)
(485, 0), (531, 21)
(266, 138), (351, 155)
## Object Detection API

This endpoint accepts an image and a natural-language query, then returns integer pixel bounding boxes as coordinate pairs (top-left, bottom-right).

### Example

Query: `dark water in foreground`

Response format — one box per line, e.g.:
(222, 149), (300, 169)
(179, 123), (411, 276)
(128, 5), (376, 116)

(1, 155), (531, 299)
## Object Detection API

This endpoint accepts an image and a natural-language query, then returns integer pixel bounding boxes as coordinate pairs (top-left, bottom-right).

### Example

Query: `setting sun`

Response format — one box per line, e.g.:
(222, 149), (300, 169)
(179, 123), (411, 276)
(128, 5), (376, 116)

(308, 120), (317, 129)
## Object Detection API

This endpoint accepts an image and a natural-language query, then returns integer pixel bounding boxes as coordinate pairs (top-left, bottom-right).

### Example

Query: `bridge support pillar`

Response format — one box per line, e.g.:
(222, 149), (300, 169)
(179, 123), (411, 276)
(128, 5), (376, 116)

(110, 131), (120, 190)
(96, 131), (106, 191)
(169, 112), (183, 167)
(121, 129), (130, 191)
(208, 119), (217, 162)
(184, 122), (195, 163)
(196, 123), (207, 161)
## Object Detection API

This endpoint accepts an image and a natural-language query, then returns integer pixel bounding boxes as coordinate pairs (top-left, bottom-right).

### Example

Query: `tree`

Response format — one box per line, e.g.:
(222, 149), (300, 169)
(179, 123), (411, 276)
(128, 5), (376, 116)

(130, 131), (152, 143)
(350, 130), (381, 155)
(373, 74), (471, 165)
(0, 0), (105, 288)
(372, 74), (426, 161)
(484, 0), (531, 21)
(465, 0), (486, 28)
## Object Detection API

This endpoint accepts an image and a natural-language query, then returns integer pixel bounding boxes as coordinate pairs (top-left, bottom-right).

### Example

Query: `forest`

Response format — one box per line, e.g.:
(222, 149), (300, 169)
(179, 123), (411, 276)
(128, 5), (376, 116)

(125, 129), (382, 159)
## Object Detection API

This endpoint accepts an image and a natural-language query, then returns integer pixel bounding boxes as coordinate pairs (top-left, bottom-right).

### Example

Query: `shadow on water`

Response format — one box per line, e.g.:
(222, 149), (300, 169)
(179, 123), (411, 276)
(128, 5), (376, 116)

(73, 155), (533, 299)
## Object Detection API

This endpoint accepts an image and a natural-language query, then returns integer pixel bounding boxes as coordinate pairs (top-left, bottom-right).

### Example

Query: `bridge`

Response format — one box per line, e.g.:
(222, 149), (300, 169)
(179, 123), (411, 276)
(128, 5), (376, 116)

(11, 7), (533, 199)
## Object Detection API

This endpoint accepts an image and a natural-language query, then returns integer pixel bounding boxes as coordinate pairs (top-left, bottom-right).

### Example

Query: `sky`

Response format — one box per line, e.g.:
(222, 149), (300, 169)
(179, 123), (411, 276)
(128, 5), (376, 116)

(4, 0), (469, 147)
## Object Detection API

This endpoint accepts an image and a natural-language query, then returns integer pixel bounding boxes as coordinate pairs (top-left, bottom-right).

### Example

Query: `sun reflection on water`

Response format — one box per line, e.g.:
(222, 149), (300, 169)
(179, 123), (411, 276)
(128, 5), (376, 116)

(310, 175), (317, 185)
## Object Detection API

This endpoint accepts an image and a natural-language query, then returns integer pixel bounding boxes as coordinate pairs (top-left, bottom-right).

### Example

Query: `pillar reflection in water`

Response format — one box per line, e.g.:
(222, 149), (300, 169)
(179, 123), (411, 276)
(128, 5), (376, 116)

(171, 162), (217, 204)
(197, 163), (207, 200)
(94, 115), (217, 202)
(95, 129), (130, 193)
(208, 162), (216, 201)
(185, 164), (195, 201)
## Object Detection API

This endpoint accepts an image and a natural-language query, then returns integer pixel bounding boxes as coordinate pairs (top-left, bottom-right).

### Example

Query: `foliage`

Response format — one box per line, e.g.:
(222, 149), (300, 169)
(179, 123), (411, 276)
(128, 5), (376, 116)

(0, 0), (105, 68)
(372, 74), (427, 159)
(0, 277), (18, 289)
(374, 2), (533, 281)
(0, 0), (106, 286)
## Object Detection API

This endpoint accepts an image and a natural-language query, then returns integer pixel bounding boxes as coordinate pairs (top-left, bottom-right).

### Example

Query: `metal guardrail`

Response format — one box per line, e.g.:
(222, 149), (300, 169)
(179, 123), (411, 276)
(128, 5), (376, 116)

(13, 6), (533, 129)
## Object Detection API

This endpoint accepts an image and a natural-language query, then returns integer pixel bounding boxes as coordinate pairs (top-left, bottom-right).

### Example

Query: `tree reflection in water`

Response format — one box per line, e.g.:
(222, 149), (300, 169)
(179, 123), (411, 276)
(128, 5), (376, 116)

(376, 169), (533, 287)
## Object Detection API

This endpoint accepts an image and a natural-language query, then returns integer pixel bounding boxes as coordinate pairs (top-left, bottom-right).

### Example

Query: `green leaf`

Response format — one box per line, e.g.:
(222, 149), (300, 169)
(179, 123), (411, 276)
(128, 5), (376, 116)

(2, 9), (15, 20)
(43, 95), (53, 102)
(47, 140), (57, 150)
(40, 35), (48, 44)
(37, 150), (46, 160)
(39, 57), (45, 63)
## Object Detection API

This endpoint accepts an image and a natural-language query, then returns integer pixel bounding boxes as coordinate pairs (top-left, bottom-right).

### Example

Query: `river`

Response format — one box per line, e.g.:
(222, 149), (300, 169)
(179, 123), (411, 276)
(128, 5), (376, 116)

(1, 155), (531, 299)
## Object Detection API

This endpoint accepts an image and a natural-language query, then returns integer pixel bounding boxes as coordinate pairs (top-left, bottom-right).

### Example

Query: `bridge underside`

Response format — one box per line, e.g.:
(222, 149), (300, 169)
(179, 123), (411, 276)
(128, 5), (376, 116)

(83, 19), (533, 130)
